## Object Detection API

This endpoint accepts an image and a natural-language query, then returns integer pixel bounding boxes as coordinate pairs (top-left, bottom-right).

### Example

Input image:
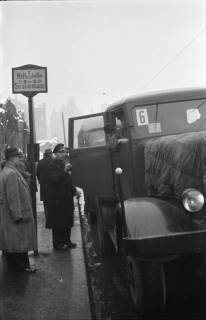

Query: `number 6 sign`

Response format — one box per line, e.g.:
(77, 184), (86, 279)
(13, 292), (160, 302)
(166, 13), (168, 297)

(136, 109), (149, 126)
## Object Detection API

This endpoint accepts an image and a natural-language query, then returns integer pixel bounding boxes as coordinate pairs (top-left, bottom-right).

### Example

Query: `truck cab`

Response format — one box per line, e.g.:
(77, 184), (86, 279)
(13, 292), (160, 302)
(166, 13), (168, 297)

(69, 88), (206, 316)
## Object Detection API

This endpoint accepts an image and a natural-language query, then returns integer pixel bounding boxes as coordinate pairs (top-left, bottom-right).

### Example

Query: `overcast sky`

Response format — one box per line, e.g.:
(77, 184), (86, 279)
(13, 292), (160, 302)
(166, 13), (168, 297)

(0, 0), (206, 115)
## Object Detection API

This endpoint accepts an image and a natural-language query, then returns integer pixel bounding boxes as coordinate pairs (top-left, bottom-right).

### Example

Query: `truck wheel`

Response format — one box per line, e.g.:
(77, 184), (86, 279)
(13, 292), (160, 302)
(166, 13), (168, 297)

(126, 256), (166, 317)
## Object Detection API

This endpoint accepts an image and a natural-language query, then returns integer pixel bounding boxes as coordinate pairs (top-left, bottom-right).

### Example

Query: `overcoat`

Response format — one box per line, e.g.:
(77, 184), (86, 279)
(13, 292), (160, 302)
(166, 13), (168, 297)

(0, 164), (37, 252)
(36, 156), (52, 201)
(46, 159), (76, 229)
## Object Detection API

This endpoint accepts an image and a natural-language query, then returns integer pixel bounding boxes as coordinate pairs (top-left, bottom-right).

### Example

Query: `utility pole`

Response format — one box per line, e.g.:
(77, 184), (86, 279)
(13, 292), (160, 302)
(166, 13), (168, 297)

(62, 112), (67, 146)
(28, 96), (38, 255)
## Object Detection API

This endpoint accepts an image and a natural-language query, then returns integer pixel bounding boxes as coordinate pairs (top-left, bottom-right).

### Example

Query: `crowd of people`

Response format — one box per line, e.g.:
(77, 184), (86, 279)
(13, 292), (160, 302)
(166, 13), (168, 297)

(0, 143), (80, 274)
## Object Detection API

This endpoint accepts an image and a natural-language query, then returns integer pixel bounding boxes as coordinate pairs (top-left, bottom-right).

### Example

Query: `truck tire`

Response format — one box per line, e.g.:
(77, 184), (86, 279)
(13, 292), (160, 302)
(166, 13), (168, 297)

(126, 256), (166, 317)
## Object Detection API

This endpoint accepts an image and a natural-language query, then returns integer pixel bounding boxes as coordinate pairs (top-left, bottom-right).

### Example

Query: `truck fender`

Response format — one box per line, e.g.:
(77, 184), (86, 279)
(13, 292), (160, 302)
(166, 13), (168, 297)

(119, 197), (197, 239)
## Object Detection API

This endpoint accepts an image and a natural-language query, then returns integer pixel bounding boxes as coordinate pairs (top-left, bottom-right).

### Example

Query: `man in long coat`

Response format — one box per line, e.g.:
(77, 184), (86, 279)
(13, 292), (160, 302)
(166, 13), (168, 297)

(0, 147), (37, 273)
(46, 143), (78, 250)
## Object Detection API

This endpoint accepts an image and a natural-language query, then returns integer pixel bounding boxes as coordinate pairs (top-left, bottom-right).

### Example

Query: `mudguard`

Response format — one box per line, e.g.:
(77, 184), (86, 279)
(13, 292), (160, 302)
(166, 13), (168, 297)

(121, 197), (206, 257)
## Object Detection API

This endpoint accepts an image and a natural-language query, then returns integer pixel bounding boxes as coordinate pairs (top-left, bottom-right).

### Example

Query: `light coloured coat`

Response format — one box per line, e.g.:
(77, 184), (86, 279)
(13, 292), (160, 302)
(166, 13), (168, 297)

(0, 163), (37, 252)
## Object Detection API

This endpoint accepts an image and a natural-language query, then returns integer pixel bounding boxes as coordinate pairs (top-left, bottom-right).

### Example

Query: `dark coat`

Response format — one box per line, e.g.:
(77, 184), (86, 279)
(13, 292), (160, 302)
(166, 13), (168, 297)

(36, 156), (52, 201)
(46, 158), (76, 230)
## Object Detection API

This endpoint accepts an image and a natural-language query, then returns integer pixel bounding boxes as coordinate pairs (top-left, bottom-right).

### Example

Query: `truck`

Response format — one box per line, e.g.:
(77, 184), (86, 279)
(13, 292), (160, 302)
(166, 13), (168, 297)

(68, 88), (206, 316)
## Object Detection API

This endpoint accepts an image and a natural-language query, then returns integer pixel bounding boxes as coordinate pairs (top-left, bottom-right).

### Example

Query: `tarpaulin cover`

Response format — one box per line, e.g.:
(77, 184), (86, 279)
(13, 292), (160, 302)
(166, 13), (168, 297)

(144, 131), (206, 197)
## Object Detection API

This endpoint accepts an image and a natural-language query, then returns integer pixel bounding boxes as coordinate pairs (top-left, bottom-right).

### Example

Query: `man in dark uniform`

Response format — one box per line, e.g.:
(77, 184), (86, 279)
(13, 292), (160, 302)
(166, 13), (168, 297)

(46, 143), (79, 250)
(36, 148), (53, 222)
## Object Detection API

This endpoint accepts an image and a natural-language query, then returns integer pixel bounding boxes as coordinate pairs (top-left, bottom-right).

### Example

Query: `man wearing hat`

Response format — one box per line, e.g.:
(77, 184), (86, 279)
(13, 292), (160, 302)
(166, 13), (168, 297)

(0, 147), (37, 273)
(36, 148), (53, 222)
(46, 143), (79, 250)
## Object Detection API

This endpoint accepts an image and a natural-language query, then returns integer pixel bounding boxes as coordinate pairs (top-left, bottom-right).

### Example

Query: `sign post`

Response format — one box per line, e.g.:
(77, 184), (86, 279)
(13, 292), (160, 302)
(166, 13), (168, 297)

(12, 64), (48, 255)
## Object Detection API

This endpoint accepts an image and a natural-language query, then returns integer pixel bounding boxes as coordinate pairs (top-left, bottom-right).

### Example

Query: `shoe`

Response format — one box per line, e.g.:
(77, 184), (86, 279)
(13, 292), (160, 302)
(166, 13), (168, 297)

(67, 241), (77, 248)
(53, 244), (68, 251)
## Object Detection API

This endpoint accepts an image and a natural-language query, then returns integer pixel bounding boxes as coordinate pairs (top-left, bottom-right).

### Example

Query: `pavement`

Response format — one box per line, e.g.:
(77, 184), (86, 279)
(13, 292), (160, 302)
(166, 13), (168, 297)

(0, 190), (92, 320)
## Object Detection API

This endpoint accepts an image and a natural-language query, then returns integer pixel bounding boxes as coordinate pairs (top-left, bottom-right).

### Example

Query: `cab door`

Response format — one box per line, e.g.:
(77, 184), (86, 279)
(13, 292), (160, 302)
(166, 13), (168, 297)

(106, 108), (135, 199)
(68, 113), (115, 198)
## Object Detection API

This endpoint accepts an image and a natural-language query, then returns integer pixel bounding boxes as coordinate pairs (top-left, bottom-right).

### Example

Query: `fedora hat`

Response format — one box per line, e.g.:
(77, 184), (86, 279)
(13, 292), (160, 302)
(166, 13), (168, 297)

(5, 147), (21, 161)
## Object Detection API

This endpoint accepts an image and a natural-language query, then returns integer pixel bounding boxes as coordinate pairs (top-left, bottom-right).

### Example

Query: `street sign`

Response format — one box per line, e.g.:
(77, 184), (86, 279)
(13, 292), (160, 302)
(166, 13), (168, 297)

(12, 64), (47, 96)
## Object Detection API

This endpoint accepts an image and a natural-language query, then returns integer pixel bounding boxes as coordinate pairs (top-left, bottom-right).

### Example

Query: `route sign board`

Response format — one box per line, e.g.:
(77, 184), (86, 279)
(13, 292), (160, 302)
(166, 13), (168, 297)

(12, 64), (47, 96)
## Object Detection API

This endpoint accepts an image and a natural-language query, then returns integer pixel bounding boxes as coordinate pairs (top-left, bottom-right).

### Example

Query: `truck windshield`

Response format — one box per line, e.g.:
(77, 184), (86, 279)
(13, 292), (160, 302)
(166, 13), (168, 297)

(134, 98), (206, 137)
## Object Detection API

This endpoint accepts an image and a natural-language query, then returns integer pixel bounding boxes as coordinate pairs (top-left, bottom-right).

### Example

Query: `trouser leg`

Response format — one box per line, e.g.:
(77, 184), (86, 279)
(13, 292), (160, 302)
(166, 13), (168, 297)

(43, 201), (48, 221)
(52, 229), (72, 247)
(68, 228), (71, 242)
(62, 227), (76, 247)
(67, 228), (76, 247)
(5, 252), (30, 271)
(52, 229), (62, 248)
(61, 229), (71, 244)
(52, 229), (69, 248)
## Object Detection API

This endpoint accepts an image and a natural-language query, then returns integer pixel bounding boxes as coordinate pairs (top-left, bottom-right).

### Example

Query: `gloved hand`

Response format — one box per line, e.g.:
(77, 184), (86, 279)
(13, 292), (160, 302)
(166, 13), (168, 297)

(65, 163), (72, 173)
(76, 189), (81, 200)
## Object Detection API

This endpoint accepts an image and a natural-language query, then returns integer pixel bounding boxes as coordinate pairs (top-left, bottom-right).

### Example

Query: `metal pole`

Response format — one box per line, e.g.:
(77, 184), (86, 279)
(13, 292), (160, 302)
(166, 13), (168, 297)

(28, 96), (38, 255)
(62, 112), (66, 146)
(118, 175), (127, 237)
(115, 168), (127, 237)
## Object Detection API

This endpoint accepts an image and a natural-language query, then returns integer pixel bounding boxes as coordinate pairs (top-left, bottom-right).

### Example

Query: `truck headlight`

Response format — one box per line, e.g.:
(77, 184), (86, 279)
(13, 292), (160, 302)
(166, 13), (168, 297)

(182, 188), (204, 212)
